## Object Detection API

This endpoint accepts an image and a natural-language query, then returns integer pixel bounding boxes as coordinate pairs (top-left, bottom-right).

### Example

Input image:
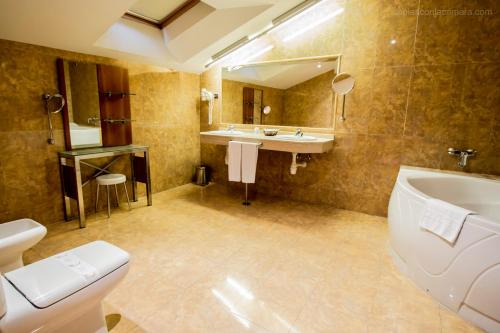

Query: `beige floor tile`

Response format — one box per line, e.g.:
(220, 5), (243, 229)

(27, 184), (483, 333)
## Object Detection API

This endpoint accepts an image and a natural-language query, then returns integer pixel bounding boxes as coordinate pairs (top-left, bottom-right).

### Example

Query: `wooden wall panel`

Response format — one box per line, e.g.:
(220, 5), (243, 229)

(97, 64), (133, 147)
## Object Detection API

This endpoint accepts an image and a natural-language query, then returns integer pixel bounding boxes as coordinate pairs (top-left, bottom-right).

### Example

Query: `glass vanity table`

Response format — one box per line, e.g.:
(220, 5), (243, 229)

(58, 145), (152, 228)
(55, 59), (151, 228)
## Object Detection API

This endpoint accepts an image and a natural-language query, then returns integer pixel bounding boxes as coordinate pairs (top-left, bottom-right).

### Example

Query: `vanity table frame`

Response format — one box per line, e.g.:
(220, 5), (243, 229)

(58, 145), (152, 228)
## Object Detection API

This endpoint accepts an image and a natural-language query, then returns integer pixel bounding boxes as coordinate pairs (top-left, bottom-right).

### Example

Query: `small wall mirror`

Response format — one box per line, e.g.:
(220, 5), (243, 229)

(332, 72), (355, 121)
(332, 73), (355, 95)
(221, 55), (339, 128)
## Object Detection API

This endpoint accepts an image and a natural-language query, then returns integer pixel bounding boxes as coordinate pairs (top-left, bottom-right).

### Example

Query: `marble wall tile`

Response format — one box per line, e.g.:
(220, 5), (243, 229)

(0, 39), (200, 225)
(201, 0), (499, 216)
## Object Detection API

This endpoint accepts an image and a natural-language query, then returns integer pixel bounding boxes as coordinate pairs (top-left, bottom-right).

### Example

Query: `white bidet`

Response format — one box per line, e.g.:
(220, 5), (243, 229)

(0, 218), (47, 273)
(0, 240), (129, 333)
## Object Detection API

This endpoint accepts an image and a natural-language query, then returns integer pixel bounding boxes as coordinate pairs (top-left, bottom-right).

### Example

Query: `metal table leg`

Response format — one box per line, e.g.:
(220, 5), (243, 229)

(58, 157), (71, 221)
(130, 154), (137, 202)
(145, 149), (152, 206)
(74, 157), (86, 228)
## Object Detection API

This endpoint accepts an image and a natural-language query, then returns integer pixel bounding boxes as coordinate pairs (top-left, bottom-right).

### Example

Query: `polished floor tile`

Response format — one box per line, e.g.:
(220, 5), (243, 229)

(26, 184), (483, 333)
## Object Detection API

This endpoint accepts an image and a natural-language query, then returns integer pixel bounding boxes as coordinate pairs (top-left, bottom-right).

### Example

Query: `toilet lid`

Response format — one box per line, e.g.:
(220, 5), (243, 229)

(4, 241), (129, 309)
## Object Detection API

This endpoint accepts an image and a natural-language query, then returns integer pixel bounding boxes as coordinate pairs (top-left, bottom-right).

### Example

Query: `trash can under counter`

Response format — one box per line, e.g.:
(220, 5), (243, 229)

(194, 166), (208, 186)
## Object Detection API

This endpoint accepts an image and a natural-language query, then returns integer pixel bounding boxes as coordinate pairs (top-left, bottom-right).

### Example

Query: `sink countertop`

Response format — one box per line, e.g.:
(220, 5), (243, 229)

(200, 130), (334, 154)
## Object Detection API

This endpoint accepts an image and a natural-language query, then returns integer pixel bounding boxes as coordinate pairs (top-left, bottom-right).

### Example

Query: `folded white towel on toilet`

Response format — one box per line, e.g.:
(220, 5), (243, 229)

(228, 141), (242, 182)
(241, 142), (260, 184)
(419, 198), (475, 244)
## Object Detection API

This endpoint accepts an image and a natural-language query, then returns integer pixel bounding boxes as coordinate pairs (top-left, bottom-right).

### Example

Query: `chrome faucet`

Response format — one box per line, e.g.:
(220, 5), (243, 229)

(448, 148), (476, 168)
(295, 128), (303, 137)
(227, 124), (235, 132)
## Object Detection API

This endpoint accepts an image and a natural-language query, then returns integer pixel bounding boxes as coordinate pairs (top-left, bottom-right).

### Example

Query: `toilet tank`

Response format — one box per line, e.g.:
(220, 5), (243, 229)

(4, 241), (129, 309)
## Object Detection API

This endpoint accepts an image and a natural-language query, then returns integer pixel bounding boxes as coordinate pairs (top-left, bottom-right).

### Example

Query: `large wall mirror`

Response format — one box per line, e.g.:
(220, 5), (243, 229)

(61, 60), (102, 148)
(57, 59), (133, 150)
(221, 55), (339, 128)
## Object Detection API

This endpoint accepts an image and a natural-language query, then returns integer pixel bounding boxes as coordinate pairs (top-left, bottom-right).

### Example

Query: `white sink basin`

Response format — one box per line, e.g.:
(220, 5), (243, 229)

(276, 135), (318, 141)
(209, 130), (244, 135)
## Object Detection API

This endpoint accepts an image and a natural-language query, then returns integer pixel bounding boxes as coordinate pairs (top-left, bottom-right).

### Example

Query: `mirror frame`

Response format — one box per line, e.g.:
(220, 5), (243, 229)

(220, 54), (342, 132)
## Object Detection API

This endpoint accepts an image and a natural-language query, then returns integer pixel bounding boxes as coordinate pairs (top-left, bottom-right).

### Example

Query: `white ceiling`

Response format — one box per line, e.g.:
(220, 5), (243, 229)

(0, 0), (304, 73)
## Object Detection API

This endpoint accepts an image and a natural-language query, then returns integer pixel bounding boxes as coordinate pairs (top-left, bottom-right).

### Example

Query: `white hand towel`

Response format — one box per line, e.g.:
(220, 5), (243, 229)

(228, 141), (242, 182)
(419, 198), (475, 244)
(241, 142), (260, 184)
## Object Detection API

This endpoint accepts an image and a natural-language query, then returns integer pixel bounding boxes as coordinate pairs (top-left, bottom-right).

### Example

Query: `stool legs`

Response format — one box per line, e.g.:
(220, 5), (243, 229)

(106, 185), (111, 218)
(114, 185), (119, 206)
(95, 180), (131, 216)
(123, 183), (131, 210)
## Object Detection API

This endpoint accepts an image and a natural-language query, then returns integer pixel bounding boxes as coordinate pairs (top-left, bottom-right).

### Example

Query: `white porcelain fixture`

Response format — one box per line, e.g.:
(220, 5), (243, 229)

(388, 166), (500, 332)
(276, 134), (318, 141)
(208, 130), (245, 135)
(0, 219), (47, 273)
(0, 240), (129, 333)
(200, 130), (333, 154)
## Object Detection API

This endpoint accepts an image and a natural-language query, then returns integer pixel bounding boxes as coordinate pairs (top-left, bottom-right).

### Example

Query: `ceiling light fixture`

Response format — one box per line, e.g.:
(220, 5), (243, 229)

(271, 0), (325, 32)
(282, 7), (344, 42)
(205, 0), (323, 68)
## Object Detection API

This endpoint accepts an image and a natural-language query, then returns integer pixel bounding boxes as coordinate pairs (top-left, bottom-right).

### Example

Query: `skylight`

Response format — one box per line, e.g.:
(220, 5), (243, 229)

(128, 0), (190, 23)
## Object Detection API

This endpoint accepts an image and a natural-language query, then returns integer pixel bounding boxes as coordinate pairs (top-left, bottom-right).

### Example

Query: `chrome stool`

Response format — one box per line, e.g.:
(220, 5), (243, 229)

(96, 174), (131, 217)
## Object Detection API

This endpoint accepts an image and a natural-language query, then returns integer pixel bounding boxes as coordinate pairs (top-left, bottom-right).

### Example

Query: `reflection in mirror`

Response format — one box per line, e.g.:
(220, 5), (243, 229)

(62, 60), (102, 148)
(222, 56), (338, 128)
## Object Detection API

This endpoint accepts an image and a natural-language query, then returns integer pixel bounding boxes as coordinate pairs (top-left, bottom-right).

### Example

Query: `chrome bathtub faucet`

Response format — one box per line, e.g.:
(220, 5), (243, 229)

(448, 148), (477, 168)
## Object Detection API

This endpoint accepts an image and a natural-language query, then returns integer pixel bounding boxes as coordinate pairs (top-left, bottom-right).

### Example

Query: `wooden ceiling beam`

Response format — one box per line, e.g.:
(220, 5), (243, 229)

(122, 12), (161, 28)
(159, 0), (200, 29)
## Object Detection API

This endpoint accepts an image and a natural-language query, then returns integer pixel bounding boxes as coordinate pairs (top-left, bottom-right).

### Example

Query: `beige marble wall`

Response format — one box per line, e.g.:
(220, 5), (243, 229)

(0, 39), (200, 225)
(201, 0), (500, 216)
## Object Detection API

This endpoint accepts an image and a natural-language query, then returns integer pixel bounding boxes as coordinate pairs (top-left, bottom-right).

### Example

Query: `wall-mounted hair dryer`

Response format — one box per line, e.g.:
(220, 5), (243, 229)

(201, 88), (218, 125)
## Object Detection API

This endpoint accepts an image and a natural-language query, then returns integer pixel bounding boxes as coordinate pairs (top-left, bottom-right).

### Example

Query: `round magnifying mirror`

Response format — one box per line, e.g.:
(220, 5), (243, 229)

(331, 73), (355, 95)
(262, 105), (271, 115)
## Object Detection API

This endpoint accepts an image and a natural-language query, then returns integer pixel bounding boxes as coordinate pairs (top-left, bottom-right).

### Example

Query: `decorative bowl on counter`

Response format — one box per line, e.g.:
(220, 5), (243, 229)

(263, 128), (279, 136)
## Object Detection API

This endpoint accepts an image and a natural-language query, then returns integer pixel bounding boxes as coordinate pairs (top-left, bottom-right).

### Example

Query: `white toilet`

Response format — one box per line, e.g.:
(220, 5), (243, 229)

(0, 218), (47, 273)
(0, 240), (129, 333)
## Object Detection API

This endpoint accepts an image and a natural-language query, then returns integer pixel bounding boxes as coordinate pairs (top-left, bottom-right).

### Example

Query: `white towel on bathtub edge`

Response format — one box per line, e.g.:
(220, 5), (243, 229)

(419, 198), (475, 244)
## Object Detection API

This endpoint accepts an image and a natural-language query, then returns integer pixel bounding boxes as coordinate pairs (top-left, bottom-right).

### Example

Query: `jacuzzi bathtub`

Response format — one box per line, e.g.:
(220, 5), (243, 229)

(388, 166), (500, 332)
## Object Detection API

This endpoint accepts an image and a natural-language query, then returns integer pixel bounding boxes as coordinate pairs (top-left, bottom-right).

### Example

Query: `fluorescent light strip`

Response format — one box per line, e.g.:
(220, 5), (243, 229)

(205, 0), (321, 68)
(271, 0), (325, 32)
(241, 45), (274, 63)
(283, 7), (344, 42)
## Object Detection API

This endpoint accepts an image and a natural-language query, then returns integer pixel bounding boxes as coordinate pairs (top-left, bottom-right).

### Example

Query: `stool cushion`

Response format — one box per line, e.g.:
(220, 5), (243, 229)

(96, 174), (127, 186)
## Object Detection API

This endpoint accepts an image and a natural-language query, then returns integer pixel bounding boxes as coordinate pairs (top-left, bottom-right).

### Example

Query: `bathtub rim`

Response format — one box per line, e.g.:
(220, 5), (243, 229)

(395, 165), (500, 229)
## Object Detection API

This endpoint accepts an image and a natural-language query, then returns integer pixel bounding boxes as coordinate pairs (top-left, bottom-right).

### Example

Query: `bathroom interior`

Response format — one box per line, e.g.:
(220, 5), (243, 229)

(0, 0), (498, 332)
